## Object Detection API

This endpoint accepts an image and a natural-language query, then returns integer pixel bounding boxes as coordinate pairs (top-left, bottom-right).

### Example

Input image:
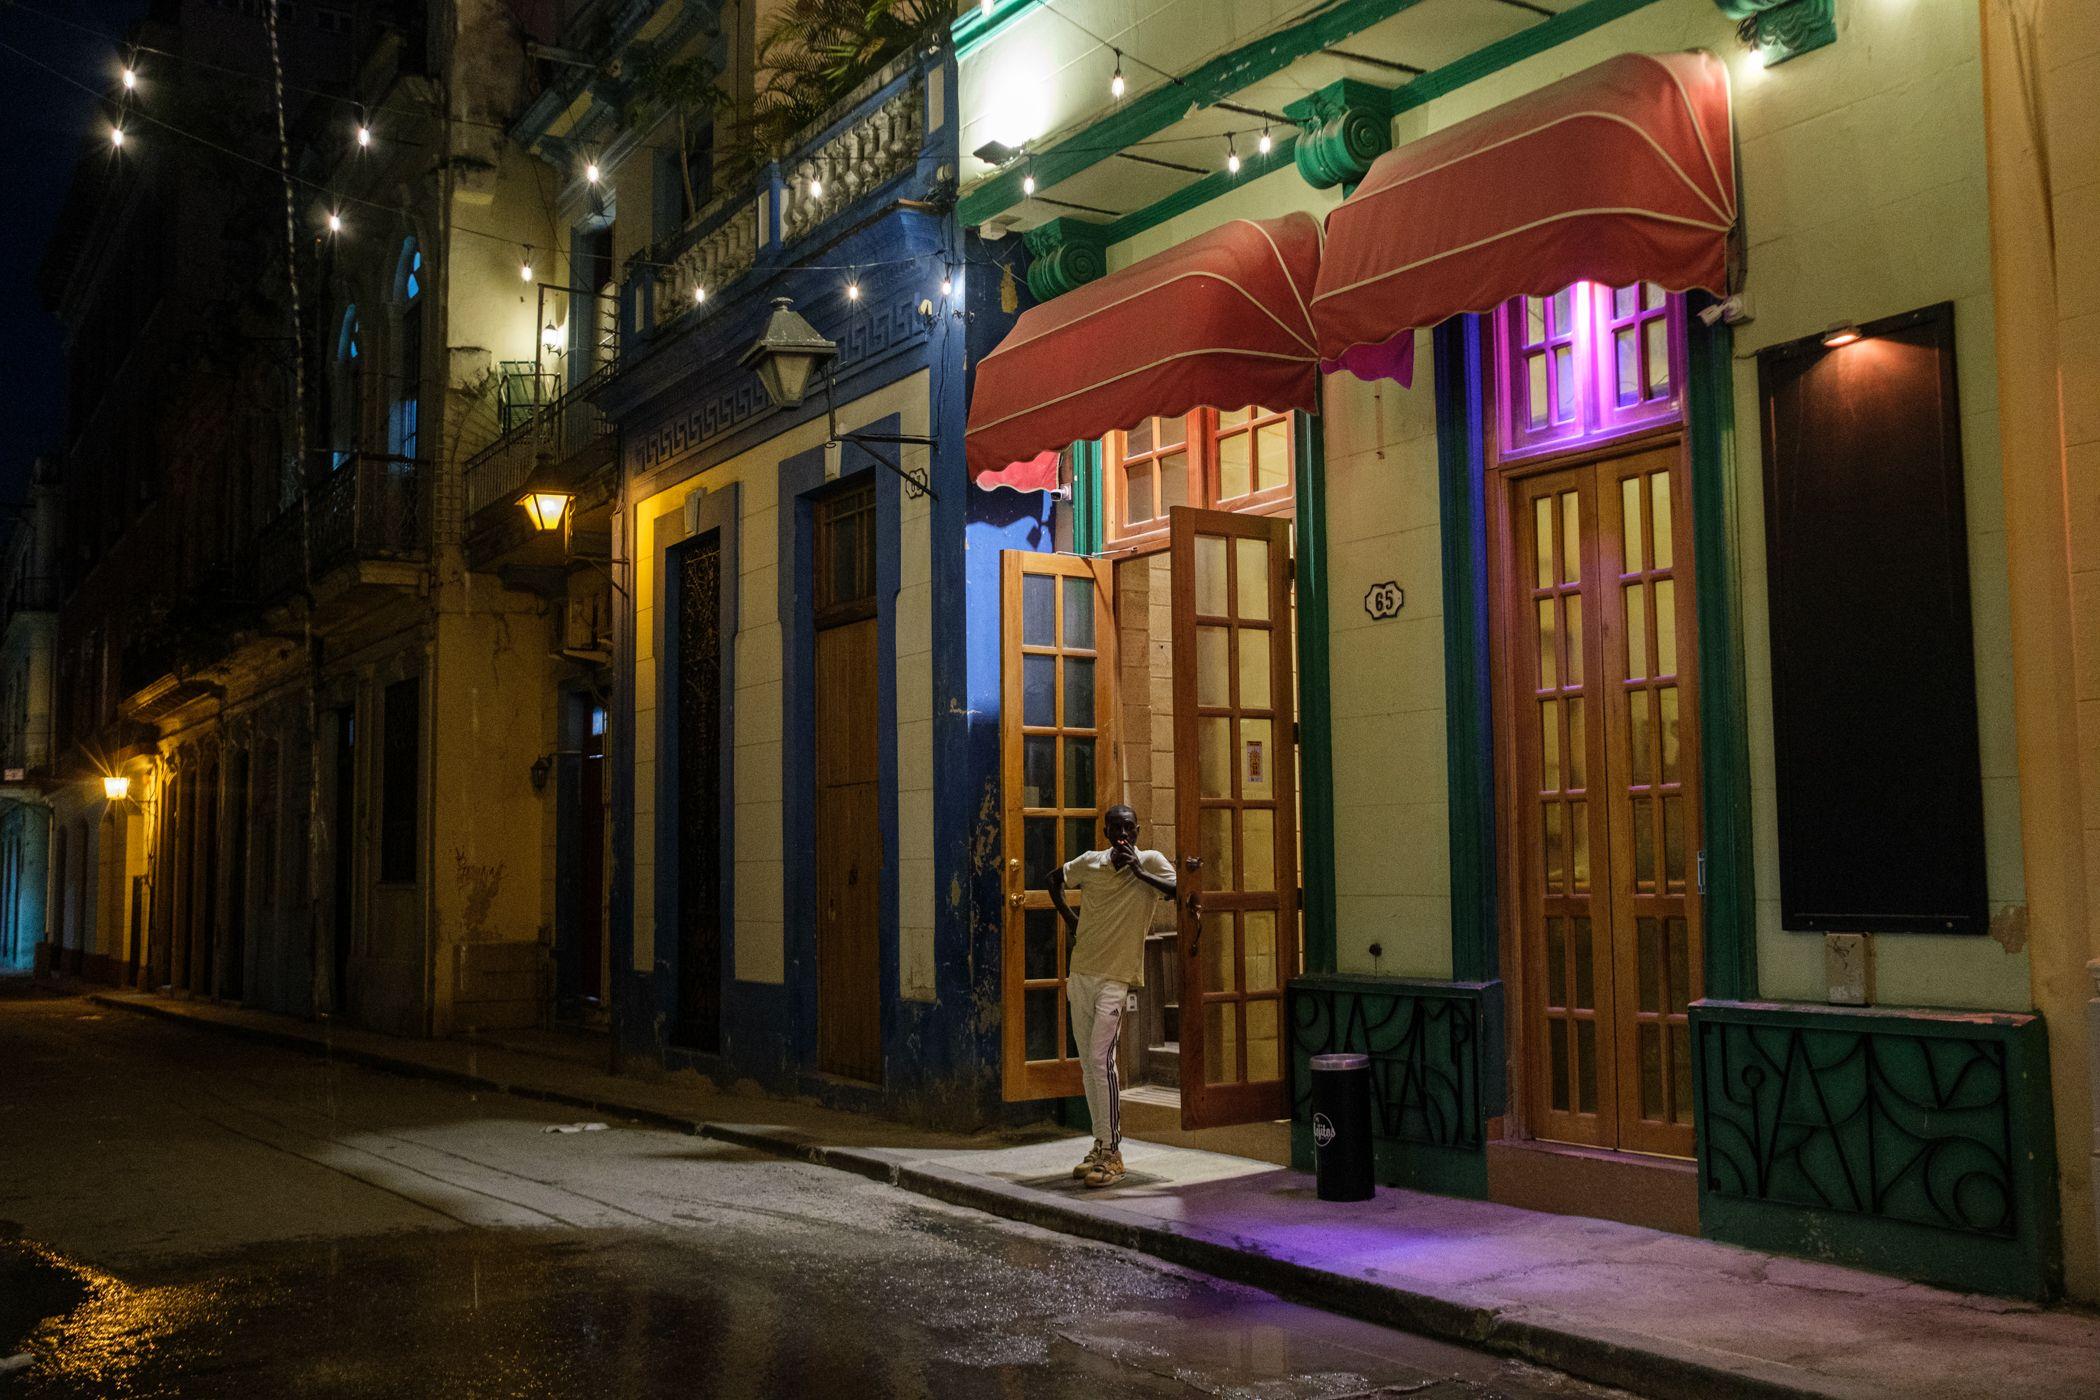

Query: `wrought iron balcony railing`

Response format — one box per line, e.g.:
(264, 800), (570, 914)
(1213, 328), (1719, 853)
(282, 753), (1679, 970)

(463, 361), (619, 521)
(255, 451), (428, 601)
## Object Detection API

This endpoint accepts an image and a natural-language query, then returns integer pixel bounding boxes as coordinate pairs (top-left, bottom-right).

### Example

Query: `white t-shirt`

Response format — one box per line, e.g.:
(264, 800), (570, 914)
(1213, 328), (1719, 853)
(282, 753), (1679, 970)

(1062, 847), (1175, 987)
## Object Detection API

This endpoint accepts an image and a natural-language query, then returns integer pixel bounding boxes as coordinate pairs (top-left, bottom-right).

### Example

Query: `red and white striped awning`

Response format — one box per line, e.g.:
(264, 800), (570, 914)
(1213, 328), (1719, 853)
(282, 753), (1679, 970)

(967, 213), (1324, 485)
(1312, 51), (1737, 384)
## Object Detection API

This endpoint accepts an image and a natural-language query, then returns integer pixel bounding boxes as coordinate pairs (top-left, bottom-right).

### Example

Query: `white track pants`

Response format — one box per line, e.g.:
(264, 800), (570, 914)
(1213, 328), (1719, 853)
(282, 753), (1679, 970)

(1067, 973), (1128, 1148)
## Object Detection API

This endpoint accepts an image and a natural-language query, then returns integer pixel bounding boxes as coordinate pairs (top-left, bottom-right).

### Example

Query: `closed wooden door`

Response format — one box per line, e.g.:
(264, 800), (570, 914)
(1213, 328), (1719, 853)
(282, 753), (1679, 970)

(1172, 507), (1299, 1129)
(815, 617), (883, 1081)
(674, 535), (723, 1048)
(998, 550), (1117, 1101)
(1507, 444), (1703, 1156)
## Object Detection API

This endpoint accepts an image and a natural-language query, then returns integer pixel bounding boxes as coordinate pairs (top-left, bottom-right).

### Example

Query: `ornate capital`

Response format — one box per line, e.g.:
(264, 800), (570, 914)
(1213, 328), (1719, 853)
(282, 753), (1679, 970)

(1717, 0), (1836, 65)
(1023, 217), (1112, 301)
(1285, 78), (1394, 192)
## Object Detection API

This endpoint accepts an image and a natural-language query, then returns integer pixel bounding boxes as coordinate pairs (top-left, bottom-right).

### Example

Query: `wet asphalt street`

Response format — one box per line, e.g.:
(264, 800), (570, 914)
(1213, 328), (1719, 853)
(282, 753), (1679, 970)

(0, 983), (1622, 1399)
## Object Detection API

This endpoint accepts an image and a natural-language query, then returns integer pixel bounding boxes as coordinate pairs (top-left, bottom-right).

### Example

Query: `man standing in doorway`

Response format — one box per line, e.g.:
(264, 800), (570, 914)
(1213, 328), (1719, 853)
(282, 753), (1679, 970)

(1047, 804), (1177, 1188)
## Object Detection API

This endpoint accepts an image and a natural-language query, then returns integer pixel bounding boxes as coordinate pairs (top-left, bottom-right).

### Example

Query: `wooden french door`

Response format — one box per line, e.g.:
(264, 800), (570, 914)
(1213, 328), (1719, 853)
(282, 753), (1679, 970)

(1171, 508), (1299, 1128)
(1506, 443), (1703, 1156)
(999, 550), (1117, 1100)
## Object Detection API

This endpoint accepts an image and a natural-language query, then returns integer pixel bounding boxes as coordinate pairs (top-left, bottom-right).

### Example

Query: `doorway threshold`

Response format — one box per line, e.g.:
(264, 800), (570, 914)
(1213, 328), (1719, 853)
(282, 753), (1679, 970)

(1484, 1137), (1699, 1236)
(1114, 1083), (1293, 1167)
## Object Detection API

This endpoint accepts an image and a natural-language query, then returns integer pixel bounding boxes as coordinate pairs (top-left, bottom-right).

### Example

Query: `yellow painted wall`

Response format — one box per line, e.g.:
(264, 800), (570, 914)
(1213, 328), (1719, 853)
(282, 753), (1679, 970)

(627, 370), (937, 998)
(1072, 0), (2028, 1003)
(1981, 0), (2100, 1302)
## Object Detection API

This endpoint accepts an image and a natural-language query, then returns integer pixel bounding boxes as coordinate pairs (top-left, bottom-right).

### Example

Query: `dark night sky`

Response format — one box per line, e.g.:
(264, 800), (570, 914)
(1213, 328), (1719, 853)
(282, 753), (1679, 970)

(0, 0), (151, 506)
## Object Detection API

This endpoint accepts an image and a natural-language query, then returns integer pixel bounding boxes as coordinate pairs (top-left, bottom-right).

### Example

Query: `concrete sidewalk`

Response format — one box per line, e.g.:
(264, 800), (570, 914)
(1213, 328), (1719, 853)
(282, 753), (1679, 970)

(88, 990), (2100, 1400)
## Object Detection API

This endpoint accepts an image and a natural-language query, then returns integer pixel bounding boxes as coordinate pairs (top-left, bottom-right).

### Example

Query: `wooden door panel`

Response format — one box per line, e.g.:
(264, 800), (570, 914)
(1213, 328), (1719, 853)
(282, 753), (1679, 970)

(1000, 551), (1118, 1101)
(1511, 468), (1618, 1147)
(1597, 450), (1703, 1156)
(1172, 507), (1298, 1129)
(1503, 443), (1702, 1157)
(815, 618), (883, 1082)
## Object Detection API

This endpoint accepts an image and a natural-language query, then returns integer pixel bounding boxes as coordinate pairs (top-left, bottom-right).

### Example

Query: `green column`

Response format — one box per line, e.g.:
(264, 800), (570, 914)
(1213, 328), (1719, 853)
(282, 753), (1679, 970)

(1294, 412), (1337, 975)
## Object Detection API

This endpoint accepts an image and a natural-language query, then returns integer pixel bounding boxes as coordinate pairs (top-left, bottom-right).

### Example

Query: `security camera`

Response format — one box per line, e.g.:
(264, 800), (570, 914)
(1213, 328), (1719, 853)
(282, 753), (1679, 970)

(1698, 293), (1752, 327)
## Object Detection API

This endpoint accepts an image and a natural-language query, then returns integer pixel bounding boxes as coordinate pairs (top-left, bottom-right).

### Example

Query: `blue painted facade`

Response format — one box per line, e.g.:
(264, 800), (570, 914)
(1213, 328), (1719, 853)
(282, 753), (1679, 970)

(594, 49), (1050, 1128)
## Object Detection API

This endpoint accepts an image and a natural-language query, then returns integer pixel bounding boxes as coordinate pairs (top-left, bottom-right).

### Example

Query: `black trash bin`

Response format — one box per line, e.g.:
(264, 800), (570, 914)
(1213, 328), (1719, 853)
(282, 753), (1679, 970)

(1308, 1052), (1374, 1202)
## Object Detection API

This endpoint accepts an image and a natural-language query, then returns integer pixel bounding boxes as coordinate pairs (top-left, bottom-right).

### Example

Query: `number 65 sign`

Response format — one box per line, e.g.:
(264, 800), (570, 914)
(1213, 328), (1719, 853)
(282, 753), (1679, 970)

(1363, 580), (1405, 620)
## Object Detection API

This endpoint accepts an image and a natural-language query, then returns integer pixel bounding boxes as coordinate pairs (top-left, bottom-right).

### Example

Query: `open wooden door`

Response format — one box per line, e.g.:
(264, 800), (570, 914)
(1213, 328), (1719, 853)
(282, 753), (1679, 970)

(1171, 507), (1298, 1128)
(1001, 550), (1118, 1101)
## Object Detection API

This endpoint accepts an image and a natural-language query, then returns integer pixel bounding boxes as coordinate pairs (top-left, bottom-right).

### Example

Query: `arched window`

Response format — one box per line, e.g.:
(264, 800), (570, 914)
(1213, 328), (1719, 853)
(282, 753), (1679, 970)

(333, 306), (363, 470)
(390, 239), (423, 464)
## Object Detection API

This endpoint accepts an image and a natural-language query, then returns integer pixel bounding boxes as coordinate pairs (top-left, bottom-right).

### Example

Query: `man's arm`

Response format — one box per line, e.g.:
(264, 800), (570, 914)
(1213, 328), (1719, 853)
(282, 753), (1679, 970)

(1048, 865), (1079, 931)
(1114, 846), (1176, 900)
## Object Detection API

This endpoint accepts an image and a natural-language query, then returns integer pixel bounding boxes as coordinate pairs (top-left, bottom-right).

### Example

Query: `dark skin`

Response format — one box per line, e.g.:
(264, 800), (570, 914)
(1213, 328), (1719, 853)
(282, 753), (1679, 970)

(1047, 804), (1180, 933)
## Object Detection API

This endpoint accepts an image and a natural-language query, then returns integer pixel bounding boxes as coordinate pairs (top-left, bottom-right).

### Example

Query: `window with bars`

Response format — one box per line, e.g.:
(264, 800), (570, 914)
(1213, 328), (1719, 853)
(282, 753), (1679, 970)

(1106, 407), (1294, 545)
(1495, 282), (1686, 460)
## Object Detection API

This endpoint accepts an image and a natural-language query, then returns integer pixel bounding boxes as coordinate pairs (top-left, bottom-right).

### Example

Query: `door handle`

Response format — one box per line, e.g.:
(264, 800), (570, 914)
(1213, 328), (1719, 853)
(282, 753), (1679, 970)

(1008, 892), (1023, 908)
(1181, 855), (1202, 872)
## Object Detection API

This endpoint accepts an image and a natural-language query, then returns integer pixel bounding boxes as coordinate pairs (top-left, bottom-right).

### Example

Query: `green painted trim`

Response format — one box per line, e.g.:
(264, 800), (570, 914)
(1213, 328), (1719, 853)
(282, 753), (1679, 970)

(951, 0), (1041, 61)
(1692, 1000), (2061, 1298)
(1023, 217), (1114, 301)
(1388, 0), (1664, 114)
(1686, 307), (1757, 1001)
(956, 0), (1434, 228)
(1432, 321), (1499, 989)
(1285, 78), (1396, 190)
(1095, 136), (1299, 248)
(1072, 440), (1104, 556)
(1294, 412), (1337, 976)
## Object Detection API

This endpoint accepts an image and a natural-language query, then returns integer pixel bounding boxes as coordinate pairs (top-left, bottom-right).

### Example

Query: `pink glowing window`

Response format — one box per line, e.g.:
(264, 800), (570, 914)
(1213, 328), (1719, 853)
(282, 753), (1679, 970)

(1495, 282), (1686, 459)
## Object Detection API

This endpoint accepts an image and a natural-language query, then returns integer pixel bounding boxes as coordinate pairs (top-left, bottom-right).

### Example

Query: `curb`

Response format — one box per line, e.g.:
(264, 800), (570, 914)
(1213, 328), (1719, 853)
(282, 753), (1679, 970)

(91, 993), (1853, 1400)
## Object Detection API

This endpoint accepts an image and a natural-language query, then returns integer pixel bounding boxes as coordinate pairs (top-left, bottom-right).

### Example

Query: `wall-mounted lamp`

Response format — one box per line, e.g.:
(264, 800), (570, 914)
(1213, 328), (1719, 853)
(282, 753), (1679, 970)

(740, 297), (938, 498)
(102, 774), (132, 802)
(540, 321), (565, 354)
(1820, 321), (1862, 349)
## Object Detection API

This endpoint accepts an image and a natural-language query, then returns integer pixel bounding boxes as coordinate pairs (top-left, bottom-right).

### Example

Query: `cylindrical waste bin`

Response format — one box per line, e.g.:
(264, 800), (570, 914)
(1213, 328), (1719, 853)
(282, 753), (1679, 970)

(1308, 1051), (1374, 1202)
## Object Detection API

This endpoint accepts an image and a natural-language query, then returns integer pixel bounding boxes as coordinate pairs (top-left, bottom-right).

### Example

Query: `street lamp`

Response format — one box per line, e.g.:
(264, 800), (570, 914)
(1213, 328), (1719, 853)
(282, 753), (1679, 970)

(102, 774), (132, 802)
(739, 296), (938, 498)
(517, 452), (575, 535)
(739, 297), (839, 410)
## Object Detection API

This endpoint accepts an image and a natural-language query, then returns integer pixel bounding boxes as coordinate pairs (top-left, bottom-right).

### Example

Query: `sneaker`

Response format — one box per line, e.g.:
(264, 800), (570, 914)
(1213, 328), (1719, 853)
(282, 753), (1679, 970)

(1082, 1148), (1125, 1189)
(1071, 1141), (1109, 1179)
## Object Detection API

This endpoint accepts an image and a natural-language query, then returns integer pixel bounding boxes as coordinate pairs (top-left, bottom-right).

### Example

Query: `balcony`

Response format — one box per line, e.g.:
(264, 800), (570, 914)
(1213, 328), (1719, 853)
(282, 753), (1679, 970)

(620, 52), (940, 347)
(256, 452), (428, 603)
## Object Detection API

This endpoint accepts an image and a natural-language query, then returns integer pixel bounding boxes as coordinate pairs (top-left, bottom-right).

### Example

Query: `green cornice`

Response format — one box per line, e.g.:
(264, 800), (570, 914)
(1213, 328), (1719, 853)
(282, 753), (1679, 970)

(952, 0), (1040, 60)
(1717, 0), (1835, 65)
(1285, 78), (1395, 191)
(1023, 217), (1112, 300)
(957, 0), (1433, 228)
(1388, 0), (1662, 113)
(1093, 134), (1298, 248)
(959, 0), (1662, 231)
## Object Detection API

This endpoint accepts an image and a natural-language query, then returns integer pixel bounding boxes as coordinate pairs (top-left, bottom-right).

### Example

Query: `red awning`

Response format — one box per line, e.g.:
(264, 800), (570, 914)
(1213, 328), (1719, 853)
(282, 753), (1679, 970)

(967, 213), (1324, 483)
(1312, 51), (1737, 383)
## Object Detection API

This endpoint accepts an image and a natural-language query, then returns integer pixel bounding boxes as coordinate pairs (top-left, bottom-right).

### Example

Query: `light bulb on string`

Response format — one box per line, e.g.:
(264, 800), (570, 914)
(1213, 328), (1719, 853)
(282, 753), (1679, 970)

(693, 285), (706, 305)
(980, 0), (992, 15)
(586, 161), (601, 185)
(810, 175), (824, 198)
(846, 280), (862, 302)
(327, 211), (343, 234)
(1110, 52), (1125, 99)
(1225, 134), (1240, 175)
(121, 66), (137, 91)
(356, 123), (372, 148)
(110, 126), (125, 150)
(1022, 163), (1036, 196)
(941, 270), (954, 297)
(520, 244), (535, 282)
(1258, 126), (1272, 155)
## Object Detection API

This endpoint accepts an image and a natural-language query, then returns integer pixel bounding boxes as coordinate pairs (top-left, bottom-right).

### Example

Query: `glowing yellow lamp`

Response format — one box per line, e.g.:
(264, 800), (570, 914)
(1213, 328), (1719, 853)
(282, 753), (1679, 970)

(103, 774), (132, 801)
(519, 489), (574, 533)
